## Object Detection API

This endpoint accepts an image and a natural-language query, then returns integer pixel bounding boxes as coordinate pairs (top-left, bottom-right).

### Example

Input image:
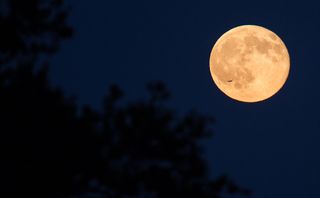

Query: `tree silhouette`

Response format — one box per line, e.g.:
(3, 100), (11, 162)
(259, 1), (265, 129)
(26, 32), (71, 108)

(0, 64), (99, 197)
(0, 1), (251, 197)
(93, 82), (251, 197)
(0, 0), (72, 67)
(0, 68), (250, 197)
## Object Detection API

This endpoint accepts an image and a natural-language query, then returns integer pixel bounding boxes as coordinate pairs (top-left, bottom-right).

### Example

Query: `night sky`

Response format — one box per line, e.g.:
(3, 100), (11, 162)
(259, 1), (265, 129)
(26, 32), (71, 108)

(51, 0), (320, 197)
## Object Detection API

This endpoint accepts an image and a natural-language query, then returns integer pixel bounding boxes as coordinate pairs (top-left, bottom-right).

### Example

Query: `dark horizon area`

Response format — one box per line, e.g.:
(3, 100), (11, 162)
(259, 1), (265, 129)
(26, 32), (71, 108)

(1, 0), (320, 197)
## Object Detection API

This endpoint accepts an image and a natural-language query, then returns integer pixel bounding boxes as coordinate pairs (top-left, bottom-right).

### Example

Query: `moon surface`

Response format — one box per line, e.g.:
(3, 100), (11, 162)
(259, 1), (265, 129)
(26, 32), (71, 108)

(209, 25), (290, 102)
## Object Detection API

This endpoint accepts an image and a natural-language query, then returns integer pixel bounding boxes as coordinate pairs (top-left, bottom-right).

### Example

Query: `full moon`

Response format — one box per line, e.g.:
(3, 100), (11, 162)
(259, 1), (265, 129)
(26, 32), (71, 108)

(209, 25), (290, 102)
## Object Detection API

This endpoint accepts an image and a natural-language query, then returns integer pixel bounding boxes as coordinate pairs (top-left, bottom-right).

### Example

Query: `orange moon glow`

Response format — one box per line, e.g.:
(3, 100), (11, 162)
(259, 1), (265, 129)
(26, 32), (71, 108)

(209, 25), (290, 102)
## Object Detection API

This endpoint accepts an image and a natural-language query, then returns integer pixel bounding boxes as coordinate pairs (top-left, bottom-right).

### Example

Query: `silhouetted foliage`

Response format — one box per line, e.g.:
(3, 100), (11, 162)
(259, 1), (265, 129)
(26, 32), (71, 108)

(0, 65), (99, 197)
(0, 66), (250, 197)
(0, 0), (72, 66)
(94, 82), (251, 198)
(0, 1), (251, 197)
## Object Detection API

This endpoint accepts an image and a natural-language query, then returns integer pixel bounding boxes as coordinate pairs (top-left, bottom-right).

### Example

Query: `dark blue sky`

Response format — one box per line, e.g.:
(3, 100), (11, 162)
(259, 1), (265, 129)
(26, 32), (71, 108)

(51, 0), (320, 197)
